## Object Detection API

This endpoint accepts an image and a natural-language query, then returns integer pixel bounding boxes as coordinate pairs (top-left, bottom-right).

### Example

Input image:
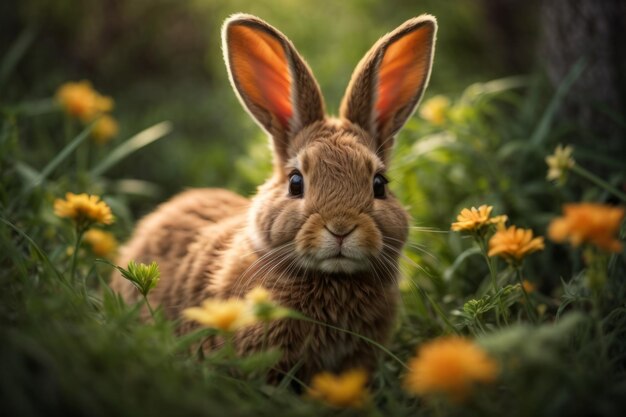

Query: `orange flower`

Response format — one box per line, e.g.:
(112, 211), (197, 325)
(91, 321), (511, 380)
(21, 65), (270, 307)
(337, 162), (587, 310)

(521, 280), (536, 293)
(91, 115), (119, 144)
(54, 192), (114, 226)
(83, 229), (118, 257)
(451, 205), (508, 232)
(548, 203), (624, 253)
(405, 336), (498, 402)
(488, 225), (544, 263)
(55, 80), (113, 122)
(308, 369), (369, 408)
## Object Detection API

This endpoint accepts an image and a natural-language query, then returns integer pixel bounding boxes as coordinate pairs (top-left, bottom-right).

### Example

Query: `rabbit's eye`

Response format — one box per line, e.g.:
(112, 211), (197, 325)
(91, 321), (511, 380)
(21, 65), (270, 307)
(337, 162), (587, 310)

(373, 174), (388, 199)
(289, 171), (304, 197)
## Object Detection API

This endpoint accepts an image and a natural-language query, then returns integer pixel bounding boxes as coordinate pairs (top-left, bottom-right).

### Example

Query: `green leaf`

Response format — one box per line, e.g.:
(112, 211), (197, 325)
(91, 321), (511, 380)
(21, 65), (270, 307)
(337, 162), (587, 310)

(529, 60), (586, 147)
(237, 348), (283, 373)
(176, 328), (217, 351)
(0, 28), (36, 90)
(0, 215), (65, 285)
(109, 179), (163, 198)
(24, 122), (94, 191)
(15, 98), (57, 116)
(90, 121), (172, 177)
(443, 246), (481, 282)
(14, 161), (40, 184)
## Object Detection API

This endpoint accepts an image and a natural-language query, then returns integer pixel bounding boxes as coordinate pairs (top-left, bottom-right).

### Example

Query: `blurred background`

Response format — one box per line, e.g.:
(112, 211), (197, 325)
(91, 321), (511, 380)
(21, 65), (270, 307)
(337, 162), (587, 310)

(1, 0), (543, 194)
(2, 0), (625, 282)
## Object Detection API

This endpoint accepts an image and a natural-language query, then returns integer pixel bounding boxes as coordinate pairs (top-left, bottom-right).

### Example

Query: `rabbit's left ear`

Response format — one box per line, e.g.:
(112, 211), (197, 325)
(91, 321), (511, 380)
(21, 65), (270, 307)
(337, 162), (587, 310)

(340, 15), (436, 162)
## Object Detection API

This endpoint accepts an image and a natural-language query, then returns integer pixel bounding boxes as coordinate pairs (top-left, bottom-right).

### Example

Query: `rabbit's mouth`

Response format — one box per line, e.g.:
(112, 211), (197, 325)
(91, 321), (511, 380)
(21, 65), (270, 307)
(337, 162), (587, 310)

(294, 212), (383, 273)
(316, 254), (366, 274)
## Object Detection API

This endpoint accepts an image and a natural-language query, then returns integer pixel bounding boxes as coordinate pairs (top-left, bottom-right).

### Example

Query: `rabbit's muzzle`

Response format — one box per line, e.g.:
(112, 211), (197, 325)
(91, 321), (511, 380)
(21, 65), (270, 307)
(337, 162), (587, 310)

(295, 212), (383, 273)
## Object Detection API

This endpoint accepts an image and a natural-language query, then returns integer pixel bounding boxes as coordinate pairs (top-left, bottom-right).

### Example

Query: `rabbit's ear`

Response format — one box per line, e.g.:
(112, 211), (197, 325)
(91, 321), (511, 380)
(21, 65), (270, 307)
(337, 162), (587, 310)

(340, 15), (436, 162)
(223, 14), (325, 162)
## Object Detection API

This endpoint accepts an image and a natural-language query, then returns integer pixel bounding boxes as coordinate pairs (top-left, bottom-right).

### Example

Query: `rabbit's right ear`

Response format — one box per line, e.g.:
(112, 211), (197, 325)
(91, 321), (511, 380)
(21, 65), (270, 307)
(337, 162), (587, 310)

(223, 14), (325, 163)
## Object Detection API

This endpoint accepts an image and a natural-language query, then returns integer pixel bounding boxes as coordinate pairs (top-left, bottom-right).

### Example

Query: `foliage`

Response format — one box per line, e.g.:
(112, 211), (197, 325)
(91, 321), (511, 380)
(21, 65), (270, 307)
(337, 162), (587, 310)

(1, 0), (537, 202)
(2, 1), (626, 416)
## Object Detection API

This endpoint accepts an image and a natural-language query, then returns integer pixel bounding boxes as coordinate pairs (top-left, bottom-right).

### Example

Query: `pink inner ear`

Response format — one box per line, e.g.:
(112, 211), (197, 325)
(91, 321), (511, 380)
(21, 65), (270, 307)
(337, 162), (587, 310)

(228, 25), (293, 129)
(374, 27), (432, 128)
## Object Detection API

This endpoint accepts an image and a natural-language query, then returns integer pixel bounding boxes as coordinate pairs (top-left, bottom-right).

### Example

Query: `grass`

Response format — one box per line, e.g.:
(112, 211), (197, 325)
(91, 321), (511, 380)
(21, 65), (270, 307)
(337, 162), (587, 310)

(2, 7), (626, 415)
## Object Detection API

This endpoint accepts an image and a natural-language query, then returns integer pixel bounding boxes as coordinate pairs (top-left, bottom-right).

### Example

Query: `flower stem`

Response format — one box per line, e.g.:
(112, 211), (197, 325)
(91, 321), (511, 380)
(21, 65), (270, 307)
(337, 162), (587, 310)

(261, 321), (269, 352)
(592, 301), (608, 370)
(571, 164), (626, 202)
(515, 267), (537, 324)
(70, 226), (86, 282)
(476, 236), (506, 325)
(143, 294), (156, 320)
(77, 140), (89, 173)
(477, 238), (498, 293)
(223, 332), (236, 357)
(587, 247), (608, 368)
(419, 286), (459, 335)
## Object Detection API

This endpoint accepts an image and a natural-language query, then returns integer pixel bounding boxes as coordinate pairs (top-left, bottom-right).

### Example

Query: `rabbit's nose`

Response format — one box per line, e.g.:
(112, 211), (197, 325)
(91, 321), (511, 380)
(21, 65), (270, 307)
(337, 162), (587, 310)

(325, 224), (357, 245)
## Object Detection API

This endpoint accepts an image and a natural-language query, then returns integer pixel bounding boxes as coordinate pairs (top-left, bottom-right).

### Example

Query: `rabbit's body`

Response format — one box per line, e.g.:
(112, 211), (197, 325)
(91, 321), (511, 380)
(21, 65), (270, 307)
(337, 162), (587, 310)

(111, 188), (248, 309)
(113, 122), (403, 381)
(111, 14), (436, 382)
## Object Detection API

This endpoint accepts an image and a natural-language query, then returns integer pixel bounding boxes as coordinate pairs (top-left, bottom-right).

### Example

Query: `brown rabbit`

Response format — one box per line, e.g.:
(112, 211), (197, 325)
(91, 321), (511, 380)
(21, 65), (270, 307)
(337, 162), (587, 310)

(111, 13), (437, 382)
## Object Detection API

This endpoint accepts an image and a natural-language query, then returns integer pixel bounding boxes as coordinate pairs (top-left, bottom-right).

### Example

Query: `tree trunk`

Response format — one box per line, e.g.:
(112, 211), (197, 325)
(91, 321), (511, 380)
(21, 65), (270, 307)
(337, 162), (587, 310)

(541, 0), (626, 159)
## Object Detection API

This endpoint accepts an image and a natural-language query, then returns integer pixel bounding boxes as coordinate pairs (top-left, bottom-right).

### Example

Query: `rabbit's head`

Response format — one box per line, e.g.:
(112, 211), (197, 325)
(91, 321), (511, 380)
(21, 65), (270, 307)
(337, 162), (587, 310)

(223, 14), (436, 275)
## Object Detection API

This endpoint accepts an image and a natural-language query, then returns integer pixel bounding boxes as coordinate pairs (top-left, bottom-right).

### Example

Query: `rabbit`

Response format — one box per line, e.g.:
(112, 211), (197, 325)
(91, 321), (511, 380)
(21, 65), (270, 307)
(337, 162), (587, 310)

(111, 13), (437, 383)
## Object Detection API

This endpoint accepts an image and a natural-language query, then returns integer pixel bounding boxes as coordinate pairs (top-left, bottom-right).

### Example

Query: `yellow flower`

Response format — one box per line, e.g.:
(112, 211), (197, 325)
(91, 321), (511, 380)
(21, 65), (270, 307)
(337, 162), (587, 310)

(54, 192), (114, 226)
(404, 336), (499, 403)
(521, 280), (536, 293)
(245, 286), (291, 321)
(308, 369), (369, 408)
(451, 205), (508, 232)
(419, 95), (450, 125)
(245, 286), (271, 304)
(182, 298), (255, 332)
(546, 144), (575, 183)
(55, 80), (114, 122)
(548, 203), (624, 253)
(91, 115), (119, 145)
(83, 229), (118, 257)
(488, 225), (544, 263)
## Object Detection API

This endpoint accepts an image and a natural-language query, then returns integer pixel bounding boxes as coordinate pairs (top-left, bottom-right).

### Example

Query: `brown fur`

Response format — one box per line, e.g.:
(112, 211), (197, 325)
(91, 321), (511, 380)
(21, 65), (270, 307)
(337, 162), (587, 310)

(110, 13), (437, 383)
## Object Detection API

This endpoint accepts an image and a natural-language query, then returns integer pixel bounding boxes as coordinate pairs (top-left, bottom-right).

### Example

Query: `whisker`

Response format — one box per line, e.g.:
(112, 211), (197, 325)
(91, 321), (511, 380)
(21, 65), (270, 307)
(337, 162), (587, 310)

(231, 243), (295, 298)
(383, 236), (439, 262)
(257, 250), (298, 293)
(381, 243), (433, 279)
(236, 248), (295, 298)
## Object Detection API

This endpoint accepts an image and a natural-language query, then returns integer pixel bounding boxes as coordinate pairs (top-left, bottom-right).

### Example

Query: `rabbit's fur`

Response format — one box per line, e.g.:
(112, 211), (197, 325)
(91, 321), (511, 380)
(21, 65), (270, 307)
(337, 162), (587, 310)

(111, 13), (436, 382)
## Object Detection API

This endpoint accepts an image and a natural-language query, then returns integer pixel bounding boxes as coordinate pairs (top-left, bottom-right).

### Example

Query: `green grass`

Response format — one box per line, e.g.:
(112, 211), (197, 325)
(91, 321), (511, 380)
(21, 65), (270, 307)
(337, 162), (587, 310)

(2, 69), (626, 416)
(2, 1), (626, 415)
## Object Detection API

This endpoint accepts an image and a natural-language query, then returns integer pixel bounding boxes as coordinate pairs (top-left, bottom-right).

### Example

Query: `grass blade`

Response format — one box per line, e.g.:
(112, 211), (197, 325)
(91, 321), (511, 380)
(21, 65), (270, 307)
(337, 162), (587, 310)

(443, 246), (481, 282)
(0, 215), (65, 284)
(529, 59), (586, 147)
(25, 122), (94, 191)
(0, 28), (36, 90)
(14, 161), (40, 184)
(15, 98), (57, 117)
(90, 121), (172, 177)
